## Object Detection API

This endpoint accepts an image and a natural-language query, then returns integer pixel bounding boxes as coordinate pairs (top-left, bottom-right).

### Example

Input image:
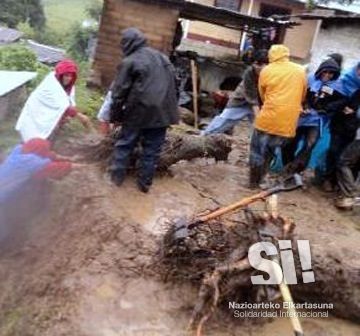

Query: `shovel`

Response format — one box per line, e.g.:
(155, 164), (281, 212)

(174, 174), (303, 240)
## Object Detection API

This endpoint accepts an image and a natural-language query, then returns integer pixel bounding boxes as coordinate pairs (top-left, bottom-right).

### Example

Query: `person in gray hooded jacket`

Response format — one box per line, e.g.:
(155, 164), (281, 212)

(109, 28), (179, 192)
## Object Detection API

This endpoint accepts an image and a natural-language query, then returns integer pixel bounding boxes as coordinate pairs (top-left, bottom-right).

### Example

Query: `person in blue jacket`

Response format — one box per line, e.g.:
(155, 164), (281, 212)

(0, 139), (84, 241)
(282, 58), (342, 175)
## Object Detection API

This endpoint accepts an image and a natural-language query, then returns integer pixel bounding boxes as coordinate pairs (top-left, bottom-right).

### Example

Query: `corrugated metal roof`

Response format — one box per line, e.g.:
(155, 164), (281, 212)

(0, 27), (23, 45)
(0, 71), (37, 97)
(27, 40), (65, 65)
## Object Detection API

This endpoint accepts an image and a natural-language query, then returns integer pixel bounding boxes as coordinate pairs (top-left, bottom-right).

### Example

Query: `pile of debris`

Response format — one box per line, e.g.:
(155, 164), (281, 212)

(157, 192), (360, 335)
(158, 205), (296, 335)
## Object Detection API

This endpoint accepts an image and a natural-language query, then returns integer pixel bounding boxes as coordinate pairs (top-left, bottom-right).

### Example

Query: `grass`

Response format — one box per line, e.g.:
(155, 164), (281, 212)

(43, 0), (97, 35)
(0, 115), (21, 154)
(76, 62), (104, 118)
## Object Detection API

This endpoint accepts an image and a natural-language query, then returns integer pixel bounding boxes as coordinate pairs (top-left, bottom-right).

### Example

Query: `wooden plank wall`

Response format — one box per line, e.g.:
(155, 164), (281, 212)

(89, 0), (180, 88)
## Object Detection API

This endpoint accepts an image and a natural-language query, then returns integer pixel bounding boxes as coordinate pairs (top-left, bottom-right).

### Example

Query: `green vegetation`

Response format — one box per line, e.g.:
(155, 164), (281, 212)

(66, 23), (98, 61)
(0, 115), (20, 154)
(0, 0), (45, 29)
(76, 62), (104, 118)
(41, 0), (105, 118)
(0, 45), (38, 71)
(43, 0), (100, 36)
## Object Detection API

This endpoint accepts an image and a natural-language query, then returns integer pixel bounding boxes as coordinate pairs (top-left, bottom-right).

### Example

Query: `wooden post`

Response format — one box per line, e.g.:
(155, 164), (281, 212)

(275, 25), (287, 44)
(191, 59), (199, 129)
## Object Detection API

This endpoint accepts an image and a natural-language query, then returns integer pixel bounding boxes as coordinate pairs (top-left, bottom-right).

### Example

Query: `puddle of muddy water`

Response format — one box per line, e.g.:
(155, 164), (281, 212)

(106, 177), (212, 235)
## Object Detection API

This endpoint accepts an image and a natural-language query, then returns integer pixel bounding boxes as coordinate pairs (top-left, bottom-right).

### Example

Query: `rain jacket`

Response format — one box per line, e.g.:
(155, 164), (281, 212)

(335, 62), (360, 97)
(331, 63), (360, 138)
(0, 145), (50, 204)
(227, 65), (260, 108)
(298, 58), (342, 131)
(255, 45), (307, 138)
(0, 140), (72, 204)
(110, 28), (179, 129)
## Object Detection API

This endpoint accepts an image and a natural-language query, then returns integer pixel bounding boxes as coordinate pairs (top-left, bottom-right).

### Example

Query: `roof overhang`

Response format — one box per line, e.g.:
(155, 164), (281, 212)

(126, 0), (298, 32)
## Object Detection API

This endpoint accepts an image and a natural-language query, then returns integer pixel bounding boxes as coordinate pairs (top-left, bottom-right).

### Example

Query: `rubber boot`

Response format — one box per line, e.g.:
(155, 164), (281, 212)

(249, 166), (262, 189)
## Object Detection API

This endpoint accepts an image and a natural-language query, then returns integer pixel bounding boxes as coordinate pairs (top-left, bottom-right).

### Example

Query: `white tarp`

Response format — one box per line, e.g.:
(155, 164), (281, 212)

(0, 71), (37, 97)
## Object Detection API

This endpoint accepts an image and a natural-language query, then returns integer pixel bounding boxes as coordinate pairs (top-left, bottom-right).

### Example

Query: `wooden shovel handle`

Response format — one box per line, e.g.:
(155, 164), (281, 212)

(266, 195), (304, 336)
(198, 189), (272, 223)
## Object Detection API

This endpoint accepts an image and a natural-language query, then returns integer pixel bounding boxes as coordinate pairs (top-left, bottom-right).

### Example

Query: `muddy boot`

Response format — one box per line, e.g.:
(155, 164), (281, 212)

(335, 197), (355, 210)
(137, 180), (150, 193)
(249, 166), (262, 189)
(111, 172), (126, 187)
(322, 180), (334, 193)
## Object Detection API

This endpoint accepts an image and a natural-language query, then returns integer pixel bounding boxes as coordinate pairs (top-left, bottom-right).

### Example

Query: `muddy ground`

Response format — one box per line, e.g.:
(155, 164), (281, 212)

(0, 123), (359, 336)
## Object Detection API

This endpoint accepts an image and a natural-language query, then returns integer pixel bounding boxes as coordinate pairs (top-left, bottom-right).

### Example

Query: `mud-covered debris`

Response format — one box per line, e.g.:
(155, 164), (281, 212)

(157, 209), (295, 335)
(64, 126), (233, 171)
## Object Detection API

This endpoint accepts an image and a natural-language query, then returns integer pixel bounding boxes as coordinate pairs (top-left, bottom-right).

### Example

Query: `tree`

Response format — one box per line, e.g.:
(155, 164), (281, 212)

(26, 0), (46, 30)
(67, 23), (97, 61)
(0, 0), (45, 30)
(86, 0), (103, 22)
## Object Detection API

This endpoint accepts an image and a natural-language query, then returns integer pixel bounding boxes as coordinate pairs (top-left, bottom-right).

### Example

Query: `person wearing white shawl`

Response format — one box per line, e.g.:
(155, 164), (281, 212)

(16, 59), (91, 142)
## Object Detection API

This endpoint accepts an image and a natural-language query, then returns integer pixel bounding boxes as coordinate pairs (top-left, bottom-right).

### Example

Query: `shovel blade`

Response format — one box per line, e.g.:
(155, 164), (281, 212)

(173, 217), (190, 240)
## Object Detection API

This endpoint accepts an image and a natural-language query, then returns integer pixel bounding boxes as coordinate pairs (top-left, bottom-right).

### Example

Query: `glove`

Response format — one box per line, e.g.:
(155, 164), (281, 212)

(65, 106), (78, 118)
(99, 121), (110, 135)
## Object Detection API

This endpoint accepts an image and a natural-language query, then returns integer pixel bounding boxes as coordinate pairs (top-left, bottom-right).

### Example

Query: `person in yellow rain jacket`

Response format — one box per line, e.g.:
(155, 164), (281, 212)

(249, 45), (307, 188)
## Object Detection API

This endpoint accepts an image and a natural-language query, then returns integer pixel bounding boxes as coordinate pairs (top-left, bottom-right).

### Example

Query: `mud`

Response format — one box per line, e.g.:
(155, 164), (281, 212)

(0, 123), (359, 336)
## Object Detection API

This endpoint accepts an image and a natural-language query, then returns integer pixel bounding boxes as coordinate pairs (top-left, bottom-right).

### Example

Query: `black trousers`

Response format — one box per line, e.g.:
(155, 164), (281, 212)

(337, 139), (360, 198)
(111, 127), (167, 188)
(325, 133), (354, 184)
(282, 126), (319, 174)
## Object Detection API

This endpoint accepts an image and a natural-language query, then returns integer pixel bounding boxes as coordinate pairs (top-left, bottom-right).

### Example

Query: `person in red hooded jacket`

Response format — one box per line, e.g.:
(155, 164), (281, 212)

(54, 60), (91, 128)
(16, 59), (91, 141)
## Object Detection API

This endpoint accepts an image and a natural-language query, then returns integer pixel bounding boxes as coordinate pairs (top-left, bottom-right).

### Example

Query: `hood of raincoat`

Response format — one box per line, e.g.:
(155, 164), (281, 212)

(121, 28), (147, 56)
(314, 58), (341, 81)
(327, 53), (343, 69)
(268, 44), (290, 63)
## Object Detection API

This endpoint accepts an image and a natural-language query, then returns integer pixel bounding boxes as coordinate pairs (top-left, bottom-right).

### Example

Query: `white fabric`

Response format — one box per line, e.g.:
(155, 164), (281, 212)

(97, 90), (112, 122)
(15, 72), (75, 141)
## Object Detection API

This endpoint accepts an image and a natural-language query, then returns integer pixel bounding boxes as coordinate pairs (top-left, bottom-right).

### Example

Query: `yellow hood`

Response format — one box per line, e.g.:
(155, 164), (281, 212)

(268, 45), (290, 63)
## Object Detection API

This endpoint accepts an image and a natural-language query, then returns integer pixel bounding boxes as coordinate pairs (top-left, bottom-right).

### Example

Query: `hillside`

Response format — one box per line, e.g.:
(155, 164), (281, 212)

(43, 0), (101, 34)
